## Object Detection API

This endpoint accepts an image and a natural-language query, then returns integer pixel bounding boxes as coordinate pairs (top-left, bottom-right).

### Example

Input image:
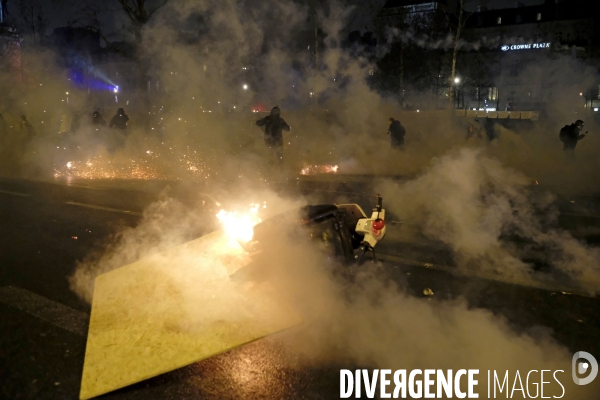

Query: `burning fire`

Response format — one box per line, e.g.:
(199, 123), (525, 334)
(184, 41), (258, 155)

(300, 164), (339, 176)
(216, 203), (264, 243)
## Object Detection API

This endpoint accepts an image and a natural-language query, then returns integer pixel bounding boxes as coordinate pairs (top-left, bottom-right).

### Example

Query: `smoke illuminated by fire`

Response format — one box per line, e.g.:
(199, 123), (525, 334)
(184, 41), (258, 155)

(216, 203), (265, 243)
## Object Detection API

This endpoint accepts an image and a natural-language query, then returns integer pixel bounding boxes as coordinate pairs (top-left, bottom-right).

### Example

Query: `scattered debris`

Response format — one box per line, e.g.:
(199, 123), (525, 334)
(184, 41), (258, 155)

(423, 288), (434, 296)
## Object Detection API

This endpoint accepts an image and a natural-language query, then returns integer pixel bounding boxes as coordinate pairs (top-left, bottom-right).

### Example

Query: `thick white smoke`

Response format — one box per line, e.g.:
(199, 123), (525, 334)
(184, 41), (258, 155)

(379, 147), (600, 294)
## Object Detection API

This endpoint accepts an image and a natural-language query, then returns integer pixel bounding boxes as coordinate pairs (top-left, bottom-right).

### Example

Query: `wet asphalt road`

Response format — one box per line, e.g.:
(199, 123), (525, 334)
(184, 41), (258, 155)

(1, 176), (600, 399)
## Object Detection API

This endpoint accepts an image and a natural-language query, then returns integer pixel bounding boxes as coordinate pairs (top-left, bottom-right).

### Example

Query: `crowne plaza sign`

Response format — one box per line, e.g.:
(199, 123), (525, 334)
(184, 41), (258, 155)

(501, 42), (551, 51)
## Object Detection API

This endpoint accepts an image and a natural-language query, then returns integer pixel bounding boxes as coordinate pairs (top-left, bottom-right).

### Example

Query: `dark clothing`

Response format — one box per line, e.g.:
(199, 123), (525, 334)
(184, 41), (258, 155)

(559, 124), (585, 150)
(110, 113), (129, 130)
(388, 120), (405, 147)
(256, 115), (290, 147)
(92, 114), (107, 126)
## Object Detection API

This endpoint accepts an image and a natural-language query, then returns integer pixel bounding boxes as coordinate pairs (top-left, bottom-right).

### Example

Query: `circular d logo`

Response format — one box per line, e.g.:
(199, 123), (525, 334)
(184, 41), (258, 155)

(572, 351), (598, 385)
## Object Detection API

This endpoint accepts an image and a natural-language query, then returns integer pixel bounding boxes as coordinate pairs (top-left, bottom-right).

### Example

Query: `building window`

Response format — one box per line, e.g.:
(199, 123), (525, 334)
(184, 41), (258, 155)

(516, 14), (522, 23)
(497, 17), (502, 25)
(488, 87), (498, 101)
(368, 68), (374, 76)
(537, 13), (542, 21)
(555, 31), (562, 41)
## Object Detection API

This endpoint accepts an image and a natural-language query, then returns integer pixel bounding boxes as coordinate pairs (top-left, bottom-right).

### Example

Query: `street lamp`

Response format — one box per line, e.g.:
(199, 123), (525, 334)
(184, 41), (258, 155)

(242, 84), (248, 90)
(454, 77), (461, 108)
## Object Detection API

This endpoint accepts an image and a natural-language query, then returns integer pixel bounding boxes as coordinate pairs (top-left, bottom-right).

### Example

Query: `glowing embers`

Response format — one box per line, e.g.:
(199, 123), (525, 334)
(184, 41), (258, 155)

(216, 203), (265, 243)
(80, 230), (301, 399)
(300, 164), (339, 176)
(54, 156), (162, 180)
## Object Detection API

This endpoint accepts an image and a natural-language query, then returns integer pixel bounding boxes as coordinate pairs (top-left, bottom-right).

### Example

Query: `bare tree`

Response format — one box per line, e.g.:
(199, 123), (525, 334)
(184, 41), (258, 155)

(116, 0), (169, 44)
(447, 0), (491, 107)
(114, 0), (169, 94)
(15, 0), (46, 44)
(75, 2), (111, 42)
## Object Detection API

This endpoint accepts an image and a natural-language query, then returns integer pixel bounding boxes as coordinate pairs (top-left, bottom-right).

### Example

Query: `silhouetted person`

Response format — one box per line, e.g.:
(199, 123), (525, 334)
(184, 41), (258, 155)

(92, 111), (107, 127)
(560, 120), (586, 153)
(109, 108), (129, 130)
(256, 106), (290, 164)
(387, 117), (405, 149)
(19, 115), (36, 140)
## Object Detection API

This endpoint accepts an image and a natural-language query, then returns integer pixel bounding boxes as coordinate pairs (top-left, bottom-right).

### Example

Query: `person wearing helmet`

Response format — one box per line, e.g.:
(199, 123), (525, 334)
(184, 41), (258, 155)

(387, 117), (406, 149)
(109, 108), (129, 130)
(256, 106), (291, 164)
(559, 119), (586, 154)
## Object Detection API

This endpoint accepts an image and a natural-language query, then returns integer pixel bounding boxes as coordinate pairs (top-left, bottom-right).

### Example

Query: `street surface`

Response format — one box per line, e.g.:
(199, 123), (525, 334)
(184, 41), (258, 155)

(1, 176), (599, 399)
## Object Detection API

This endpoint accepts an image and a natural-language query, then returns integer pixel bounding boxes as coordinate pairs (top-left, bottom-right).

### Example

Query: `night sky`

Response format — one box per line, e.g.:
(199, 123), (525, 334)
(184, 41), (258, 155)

(5, 0), (549, 38)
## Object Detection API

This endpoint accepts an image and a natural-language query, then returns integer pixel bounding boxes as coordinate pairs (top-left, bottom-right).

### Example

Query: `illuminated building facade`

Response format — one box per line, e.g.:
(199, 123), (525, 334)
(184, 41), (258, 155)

(460, 0), (600, 113)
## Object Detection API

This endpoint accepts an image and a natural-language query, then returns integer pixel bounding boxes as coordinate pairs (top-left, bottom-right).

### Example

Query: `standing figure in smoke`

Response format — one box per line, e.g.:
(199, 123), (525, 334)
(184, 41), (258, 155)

(19, 115), (36, 140)
(387, 117), (406, 149)
(109, 108), (129, 131)
(92, 111), (107, 127)
(256, 106), (291, 165)
(559, 120), (586, 155)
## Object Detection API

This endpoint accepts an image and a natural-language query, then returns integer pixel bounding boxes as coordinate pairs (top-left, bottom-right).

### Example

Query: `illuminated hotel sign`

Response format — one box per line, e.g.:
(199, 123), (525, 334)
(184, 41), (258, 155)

(500, 42), (551, 51)
(403, 2), (437, 13)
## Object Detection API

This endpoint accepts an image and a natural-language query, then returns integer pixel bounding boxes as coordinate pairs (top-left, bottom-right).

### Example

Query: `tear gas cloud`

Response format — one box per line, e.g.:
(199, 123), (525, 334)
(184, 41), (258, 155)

(378, 147), (600, 295)
(2, 0), (599, 191)
(72, 185), (598, 398)
(1, 0), (599, 396)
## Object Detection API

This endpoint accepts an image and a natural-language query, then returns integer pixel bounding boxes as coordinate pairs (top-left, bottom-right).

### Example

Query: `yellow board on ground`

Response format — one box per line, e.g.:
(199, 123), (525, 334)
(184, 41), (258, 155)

(80, 230), (301, 399)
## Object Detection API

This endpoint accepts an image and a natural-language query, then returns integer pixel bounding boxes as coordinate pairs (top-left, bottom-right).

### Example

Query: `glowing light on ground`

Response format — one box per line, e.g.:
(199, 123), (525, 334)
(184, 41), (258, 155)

(216, 203), (263, 243)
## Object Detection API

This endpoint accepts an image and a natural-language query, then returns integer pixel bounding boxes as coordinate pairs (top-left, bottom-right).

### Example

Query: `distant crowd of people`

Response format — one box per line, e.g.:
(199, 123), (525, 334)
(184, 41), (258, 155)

(0, 108), (130, 141)
(2, 104), (590, 166)
(254, 106), (592, 166)
(0, 107), (131, 157)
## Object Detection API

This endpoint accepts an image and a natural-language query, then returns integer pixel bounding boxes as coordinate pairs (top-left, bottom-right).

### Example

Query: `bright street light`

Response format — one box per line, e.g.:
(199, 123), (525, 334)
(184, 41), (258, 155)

(454, 77), (460, 84)
(243, 84), (248, 90)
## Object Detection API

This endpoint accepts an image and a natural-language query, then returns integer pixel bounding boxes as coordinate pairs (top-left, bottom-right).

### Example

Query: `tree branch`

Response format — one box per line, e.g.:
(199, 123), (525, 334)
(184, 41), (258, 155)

(146, 0), (169, 21)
